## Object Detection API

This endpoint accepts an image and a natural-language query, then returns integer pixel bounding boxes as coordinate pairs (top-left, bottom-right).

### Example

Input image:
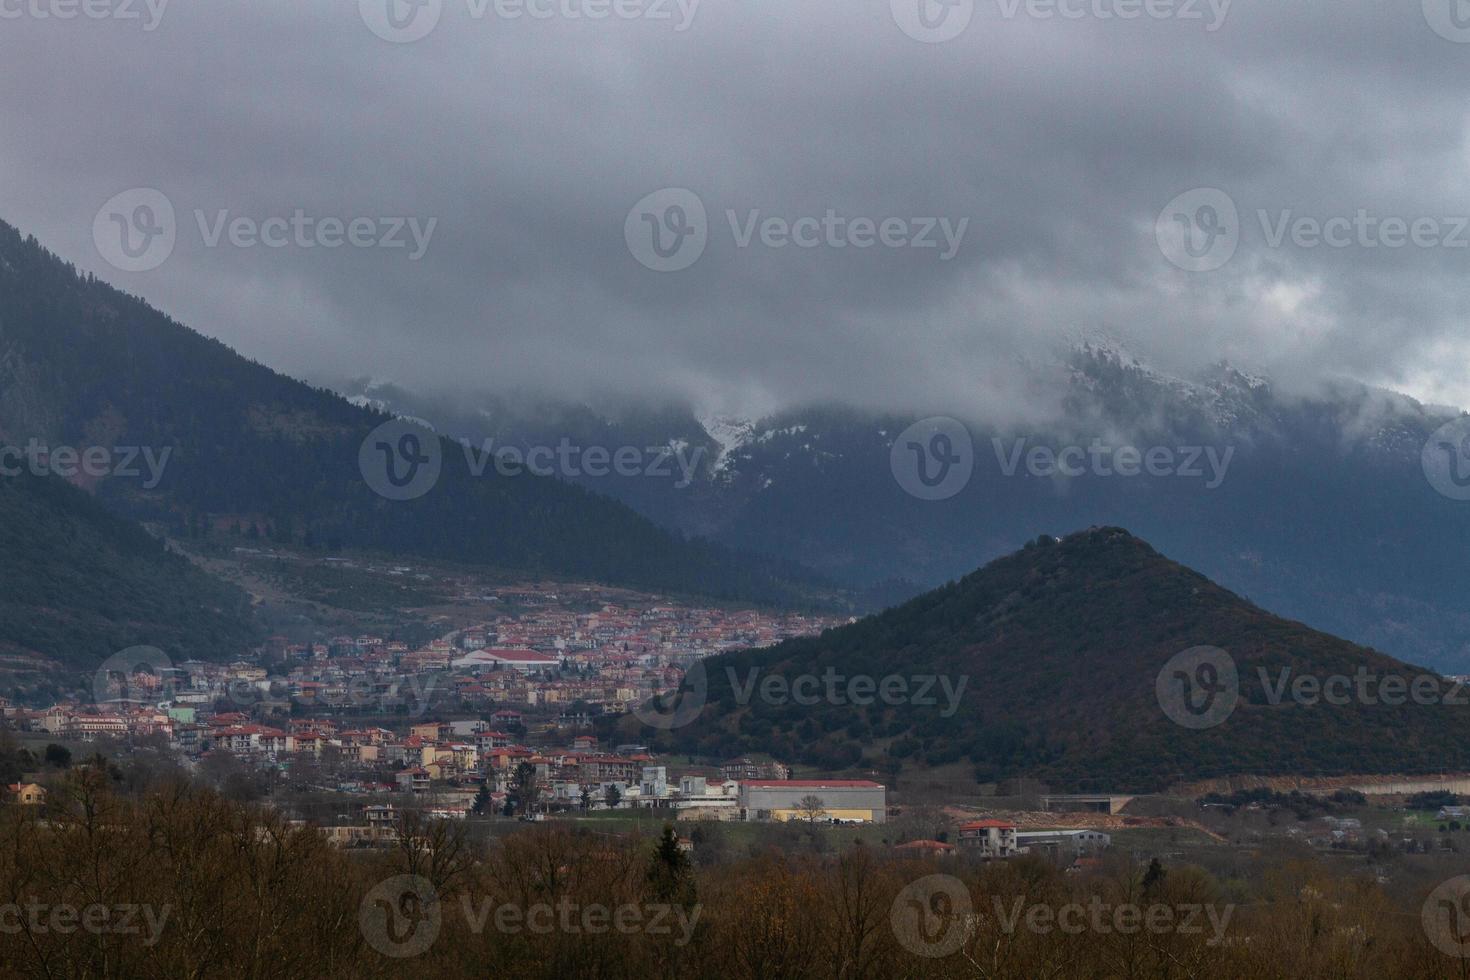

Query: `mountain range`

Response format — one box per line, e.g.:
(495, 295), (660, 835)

(5, 205), (1470, 717)
(331, 345), (1470, 672)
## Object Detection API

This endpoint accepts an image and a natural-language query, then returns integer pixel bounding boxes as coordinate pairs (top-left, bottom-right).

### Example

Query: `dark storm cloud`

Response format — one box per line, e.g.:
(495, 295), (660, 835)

(2, 0), (1469, 418)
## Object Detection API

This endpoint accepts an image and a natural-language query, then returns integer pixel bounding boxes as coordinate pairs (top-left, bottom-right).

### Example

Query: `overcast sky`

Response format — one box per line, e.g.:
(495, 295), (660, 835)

(3, 0), (1469, 420)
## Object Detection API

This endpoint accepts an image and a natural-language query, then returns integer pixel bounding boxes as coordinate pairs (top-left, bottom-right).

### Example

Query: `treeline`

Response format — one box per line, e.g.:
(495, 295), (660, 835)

(0, 773), (1465, 978)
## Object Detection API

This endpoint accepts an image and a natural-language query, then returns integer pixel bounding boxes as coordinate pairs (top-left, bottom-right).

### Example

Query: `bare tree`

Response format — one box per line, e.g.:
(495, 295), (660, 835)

(796, 794), (828, 825)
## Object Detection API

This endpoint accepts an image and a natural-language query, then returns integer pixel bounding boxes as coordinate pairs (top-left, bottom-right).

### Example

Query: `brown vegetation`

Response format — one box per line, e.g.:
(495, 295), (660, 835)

(2, 771), (1469, 978)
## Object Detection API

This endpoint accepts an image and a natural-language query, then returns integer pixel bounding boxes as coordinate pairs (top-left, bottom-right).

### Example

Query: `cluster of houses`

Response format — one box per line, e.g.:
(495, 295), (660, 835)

(9, 689), (896, 828)
(0, 590), (844, 779)
(4, 695), (833, 820)
(19, 595), (843, 725)
(4, 579), (1021, 840)
(0, 589), (877, 829)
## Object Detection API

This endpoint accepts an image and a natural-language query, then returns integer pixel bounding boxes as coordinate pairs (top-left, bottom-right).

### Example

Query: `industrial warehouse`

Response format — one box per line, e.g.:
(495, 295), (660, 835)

(737, 779), (888, 823)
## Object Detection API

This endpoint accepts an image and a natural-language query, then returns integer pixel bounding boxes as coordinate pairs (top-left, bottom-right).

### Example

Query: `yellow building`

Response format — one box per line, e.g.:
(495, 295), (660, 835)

(7, 783), (46, 806)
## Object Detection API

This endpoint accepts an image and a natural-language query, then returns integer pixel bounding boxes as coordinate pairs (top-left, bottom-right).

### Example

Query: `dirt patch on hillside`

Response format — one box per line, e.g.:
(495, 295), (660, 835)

(937, 806), (1228, 843)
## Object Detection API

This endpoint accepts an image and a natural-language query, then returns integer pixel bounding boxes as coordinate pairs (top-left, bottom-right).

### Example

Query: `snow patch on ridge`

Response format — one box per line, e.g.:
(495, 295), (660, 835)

(698, 414), (755, 473)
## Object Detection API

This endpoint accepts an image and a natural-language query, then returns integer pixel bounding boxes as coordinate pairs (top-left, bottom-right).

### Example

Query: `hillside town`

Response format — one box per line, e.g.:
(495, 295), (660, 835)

(0, 580), (1126, 870)
(0, 590), (862, 820)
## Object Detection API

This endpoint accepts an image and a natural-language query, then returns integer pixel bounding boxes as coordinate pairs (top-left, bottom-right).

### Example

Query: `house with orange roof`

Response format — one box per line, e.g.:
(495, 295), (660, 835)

(293, 732), (325, 758)
(6, 783), (45, 806)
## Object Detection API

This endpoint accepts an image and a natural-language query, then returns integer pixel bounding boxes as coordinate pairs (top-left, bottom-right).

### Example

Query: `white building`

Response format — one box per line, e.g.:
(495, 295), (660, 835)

(1014, 829), (1112, 857)
(641, 766), (669, 799)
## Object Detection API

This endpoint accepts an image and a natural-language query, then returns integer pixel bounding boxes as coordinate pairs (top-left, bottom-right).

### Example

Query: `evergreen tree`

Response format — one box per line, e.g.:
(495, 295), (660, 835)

(1142, 858), (1167, 896)
(646, 824), (695, 906)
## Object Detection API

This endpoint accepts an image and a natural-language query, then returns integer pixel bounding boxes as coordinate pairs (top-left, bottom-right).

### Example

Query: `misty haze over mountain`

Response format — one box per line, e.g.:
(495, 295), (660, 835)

(4, 4), (1470, 421)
